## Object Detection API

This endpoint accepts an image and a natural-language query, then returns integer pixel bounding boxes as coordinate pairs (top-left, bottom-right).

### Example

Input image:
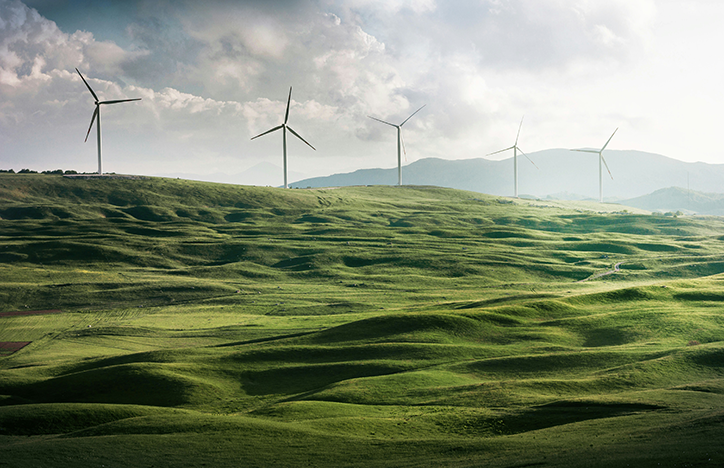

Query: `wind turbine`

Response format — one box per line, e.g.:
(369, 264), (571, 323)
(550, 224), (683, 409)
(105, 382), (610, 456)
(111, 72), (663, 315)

(250, 87), (316, 189)
(76, 68), (141, 175)
(571, 128), (618, 202)
(487, 116), (538, 198)
(368, 105), (426, 186)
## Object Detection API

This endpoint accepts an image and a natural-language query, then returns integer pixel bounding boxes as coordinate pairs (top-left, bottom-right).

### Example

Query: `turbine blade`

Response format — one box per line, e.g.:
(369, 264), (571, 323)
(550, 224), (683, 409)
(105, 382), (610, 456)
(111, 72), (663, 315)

(76, 68), (98, 102)
(400, 130), (407, 161)
(571, 149), (600, 153)
(84, 106), (99, 142)
(515, 116), (524, 146)
(602, 154), (614, 179)
(250, 125), (283, 140)
(486, 146), (515, 156)
(287, 126), (316, 150)
(601, 127), (618, 151)
(368, 116), (398, 128)
(100, 98), (142, 105)
(518, 147), (539, 170)
(284, 87), (292, 125)
(400, 104), (426, 126)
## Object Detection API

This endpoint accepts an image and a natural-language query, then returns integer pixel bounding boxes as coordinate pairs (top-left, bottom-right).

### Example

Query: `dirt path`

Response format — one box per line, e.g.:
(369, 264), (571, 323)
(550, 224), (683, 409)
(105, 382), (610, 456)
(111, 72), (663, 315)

(579, 262), (623, 283)
(0, 341), (31, 354)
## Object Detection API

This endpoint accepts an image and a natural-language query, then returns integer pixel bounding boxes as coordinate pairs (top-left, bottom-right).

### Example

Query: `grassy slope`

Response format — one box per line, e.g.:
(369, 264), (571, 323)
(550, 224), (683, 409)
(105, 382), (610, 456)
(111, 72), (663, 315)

(1, 174), (724, 467)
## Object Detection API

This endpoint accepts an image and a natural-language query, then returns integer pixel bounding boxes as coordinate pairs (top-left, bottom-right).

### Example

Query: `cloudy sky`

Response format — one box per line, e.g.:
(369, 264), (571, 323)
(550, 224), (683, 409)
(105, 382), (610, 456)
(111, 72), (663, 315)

(1, 0), (723, 184)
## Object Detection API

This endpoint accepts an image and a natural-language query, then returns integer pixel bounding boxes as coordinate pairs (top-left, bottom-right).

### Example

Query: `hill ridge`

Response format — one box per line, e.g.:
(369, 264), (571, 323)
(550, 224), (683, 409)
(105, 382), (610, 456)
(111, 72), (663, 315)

(290, 149), (724, 201)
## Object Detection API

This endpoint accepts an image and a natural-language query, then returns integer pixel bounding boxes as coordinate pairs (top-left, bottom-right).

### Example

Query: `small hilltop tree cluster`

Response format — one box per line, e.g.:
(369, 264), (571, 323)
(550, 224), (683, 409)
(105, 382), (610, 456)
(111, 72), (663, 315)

(0, 169), (78, 174)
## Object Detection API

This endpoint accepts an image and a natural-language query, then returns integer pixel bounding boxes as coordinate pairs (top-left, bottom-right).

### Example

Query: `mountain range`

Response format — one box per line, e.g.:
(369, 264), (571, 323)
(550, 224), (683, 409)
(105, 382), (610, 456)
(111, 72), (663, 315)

(152, 149), (724, 215)
(620, 187), (724, 216)
(289, 149), (724, 202)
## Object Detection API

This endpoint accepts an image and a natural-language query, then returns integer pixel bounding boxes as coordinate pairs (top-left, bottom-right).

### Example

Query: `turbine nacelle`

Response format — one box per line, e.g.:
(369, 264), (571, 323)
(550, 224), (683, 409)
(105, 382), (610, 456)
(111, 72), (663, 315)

(486, 116), (538, 198)
(76, 68), (141, 174)
(571, 127), (618, 180)
(570, 127), (619, 202)
(367, 104), (426, 185)
(250, 87), (316, 188)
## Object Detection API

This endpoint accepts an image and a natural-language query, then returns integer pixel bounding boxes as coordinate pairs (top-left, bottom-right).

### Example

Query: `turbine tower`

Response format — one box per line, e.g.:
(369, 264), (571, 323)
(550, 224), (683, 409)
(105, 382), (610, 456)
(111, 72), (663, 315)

(76, 68), (141, 175)
(487, 116), (538, 198)
(251, 87), (315, 189)
(571, 128), (618, 203)
(368, 105), (426, 186)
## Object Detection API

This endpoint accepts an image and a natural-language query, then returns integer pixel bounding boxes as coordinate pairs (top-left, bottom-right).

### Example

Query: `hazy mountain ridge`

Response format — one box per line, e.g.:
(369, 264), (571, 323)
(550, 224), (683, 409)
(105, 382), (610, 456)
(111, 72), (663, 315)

(290, 149), (724, 201)
(620, 187), (724, 215)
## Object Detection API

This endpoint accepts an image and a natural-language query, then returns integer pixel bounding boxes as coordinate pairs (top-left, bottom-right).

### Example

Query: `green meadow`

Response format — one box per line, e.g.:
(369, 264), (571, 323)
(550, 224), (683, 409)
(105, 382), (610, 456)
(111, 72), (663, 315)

(1, 173), (724, 467)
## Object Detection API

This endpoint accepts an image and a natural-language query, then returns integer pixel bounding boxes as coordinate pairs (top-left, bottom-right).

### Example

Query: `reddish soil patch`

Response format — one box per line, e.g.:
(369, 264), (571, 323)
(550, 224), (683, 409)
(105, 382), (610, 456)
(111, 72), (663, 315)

(0, 309), (62, 318)
(0, 342), (31, 354)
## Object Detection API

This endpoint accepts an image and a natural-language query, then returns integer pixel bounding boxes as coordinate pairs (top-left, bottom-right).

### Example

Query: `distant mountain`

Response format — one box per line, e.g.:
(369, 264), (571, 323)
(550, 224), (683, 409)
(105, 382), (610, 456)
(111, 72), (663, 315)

(156, 162), (307, 187)
(621, 187), (724, 215)
(290, 149), (724, 200)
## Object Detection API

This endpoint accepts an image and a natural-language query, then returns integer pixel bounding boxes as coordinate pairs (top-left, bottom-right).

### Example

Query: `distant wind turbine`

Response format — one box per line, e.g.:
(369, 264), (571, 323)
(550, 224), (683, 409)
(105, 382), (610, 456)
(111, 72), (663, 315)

(487, 116), (538, 198)
(571, 128), (618, 203)
(368, 105), (426, 186)
(250, 87), (316, 189)
(76, 68), (141, 175)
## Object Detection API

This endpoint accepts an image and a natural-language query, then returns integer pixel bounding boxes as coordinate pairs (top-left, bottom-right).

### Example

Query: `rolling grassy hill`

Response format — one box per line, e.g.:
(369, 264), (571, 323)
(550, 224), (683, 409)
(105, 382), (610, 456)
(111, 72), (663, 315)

(2, 173), (724, 467)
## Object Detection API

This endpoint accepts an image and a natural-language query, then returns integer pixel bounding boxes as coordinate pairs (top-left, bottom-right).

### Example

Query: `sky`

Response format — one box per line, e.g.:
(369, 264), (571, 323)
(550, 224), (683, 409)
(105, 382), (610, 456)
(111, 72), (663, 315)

(1, 0), (723, 184)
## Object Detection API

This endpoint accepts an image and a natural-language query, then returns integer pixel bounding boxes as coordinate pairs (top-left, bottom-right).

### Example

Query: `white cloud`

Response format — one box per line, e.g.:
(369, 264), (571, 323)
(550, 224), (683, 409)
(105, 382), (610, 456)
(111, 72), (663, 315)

(341, 0), (437, 15)
(0, 0), (150, 89)
(2, 0), (723, 182)
(0, 1), (250, 173)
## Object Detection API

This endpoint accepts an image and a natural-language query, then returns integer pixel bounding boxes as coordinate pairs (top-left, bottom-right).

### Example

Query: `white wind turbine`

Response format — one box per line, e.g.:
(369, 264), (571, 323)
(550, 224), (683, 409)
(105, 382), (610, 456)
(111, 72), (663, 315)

(250, 87), (316, 189)
(368, 105), (426, 186)
(76, 68), (142, 175)
(487, 116), (538, 198)
(571, 128), (618, 203)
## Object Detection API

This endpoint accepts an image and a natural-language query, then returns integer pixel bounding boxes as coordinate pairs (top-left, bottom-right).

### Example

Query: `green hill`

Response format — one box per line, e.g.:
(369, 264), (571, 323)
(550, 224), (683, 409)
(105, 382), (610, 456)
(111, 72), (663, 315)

(2, 173), (724, 467)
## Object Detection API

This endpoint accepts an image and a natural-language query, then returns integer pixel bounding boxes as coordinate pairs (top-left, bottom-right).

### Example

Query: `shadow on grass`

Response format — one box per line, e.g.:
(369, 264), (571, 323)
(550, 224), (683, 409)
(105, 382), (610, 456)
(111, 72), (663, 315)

(467, 401), (664, 436)
(240, 362), (406, 396)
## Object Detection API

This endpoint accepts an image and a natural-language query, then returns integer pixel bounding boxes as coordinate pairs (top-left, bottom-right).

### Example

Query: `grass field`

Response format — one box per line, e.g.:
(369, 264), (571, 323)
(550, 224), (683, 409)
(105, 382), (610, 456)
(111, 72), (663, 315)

(1, 173), (724, 467)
